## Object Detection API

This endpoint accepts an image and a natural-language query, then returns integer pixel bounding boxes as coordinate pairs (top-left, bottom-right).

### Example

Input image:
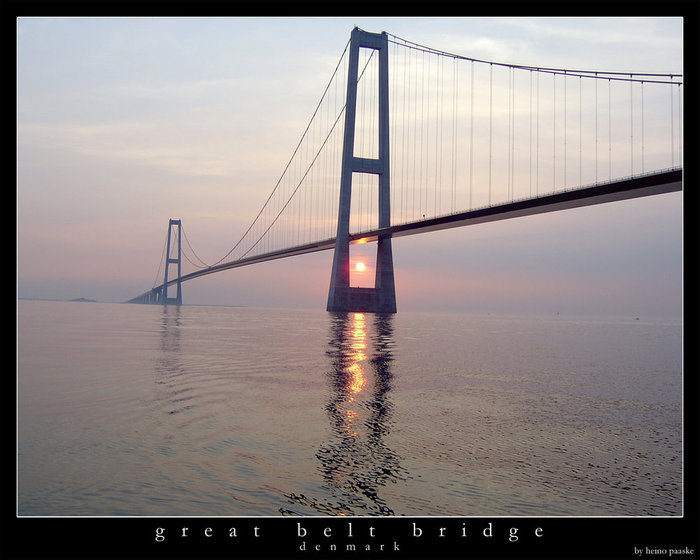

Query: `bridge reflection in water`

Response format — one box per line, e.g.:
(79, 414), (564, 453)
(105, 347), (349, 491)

(284, 312), (410, 515)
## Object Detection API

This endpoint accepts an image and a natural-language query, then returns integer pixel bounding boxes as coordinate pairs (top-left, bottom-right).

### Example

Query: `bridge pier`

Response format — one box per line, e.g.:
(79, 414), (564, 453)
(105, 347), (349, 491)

(327, 28), (396, 314)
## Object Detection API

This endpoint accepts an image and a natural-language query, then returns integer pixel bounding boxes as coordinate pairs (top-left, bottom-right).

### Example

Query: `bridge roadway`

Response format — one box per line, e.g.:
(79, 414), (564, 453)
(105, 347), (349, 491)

(129, 168), (681, 302)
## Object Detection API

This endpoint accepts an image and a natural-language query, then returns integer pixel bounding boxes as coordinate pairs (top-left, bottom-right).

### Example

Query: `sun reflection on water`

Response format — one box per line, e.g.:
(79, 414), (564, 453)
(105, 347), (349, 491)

(348, 313), (368, 398)
(281, 311), (410, 516)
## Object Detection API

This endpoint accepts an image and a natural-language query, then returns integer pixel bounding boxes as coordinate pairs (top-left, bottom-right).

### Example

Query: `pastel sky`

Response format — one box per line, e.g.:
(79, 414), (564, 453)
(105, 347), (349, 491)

(16, 16), (684, 319)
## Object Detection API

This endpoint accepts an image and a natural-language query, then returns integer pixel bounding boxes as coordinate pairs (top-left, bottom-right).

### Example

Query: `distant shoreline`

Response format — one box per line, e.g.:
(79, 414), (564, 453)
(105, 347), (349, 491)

(18, 297), (97, 303)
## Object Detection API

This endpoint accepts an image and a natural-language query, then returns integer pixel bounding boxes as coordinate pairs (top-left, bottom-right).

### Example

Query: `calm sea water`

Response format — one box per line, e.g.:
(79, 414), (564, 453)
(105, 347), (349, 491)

(17, 300), (682, 517)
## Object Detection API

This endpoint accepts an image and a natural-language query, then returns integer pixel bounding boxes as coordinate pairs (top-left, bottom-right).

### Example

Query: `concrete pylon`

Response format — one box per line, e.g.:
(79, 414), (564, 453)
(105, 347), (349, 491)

(327, 28), (396, 314)
(162, 218), (183, 305)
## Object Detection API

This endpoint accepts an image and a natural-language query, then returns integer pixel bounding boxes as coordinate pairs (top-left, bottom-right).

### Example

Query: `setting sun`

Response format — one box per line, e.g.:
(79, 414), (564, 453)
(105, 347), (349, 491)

(355, 262), (366, 272)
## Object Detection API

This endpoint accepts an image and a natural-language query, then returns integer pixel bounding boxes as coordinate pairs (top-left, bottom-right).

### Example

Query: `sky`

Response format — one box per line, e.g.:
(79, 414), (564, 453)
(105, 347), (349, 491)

(16, 16), (685, 319)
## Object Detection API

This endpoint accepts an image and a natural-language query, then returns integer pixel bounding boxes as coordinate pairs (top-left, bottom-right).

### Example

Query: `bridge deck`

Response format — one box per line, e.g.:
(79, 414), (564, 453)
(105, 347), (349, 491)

(128, 168), (681, 302)
(355, 168), (682, 243)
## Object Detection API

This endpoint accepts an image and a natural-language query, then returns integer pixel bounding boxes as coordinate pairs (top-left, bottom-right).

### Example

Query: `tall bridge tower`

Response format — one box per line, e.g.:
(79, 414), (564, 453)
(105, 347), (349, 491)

(162, 218), (183, 305)
(327, 28), (397, 314)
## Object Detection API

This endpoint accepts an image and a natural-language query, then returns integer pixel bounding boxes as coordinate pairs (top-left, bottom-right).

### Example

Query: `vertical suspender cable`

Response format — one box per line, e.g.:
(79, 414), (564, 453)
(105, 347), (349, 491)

(320, 89), (325, 242)
(419, 50), (425, 218)
(389, 43), (394, 225)
(422, 51), (428, 216)
(512, 67), (515, 200)
(469, 60), (474, 209)
(608, 78), (611, 181)
(553, 73), (556, 192)
(437, 55), (443, 216)
(677, 83), (682, 166)
(595, 75), (599, 183)
(359, 55), (366, 231)
(563, 72), (567, 189)
(307, 101), (313, 244)
(301, 109), (307, 244)
(529, 70), (533, 197)
(641, 81), (645, 173)
(489, 63), (493, 204)
(404, 44), (412, 223)
(630, 75), (634, 175)
(670, 80), (675, 167)
(411, 51), (418, 219)
(536, 71), (540, 196)
(508, 67), (512, 200)
(452, 57), (457, 213)
(369, 56), (375, 229)
(579, 76), (582, 187)
(439, 56), (445, 215)
(435, 55), (441, 217)
(678, 84), (682, 165)
(401, 44), (408, 223)
(511, 67), (516, 200)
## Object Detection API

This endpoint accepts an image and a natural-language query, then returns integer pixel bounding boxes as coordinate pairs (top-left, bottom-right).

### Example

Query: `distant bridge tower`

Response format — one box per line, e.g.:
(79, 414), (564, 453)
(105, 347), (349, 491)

(162, 218), (183, 305)
(327, 28), (397, 314)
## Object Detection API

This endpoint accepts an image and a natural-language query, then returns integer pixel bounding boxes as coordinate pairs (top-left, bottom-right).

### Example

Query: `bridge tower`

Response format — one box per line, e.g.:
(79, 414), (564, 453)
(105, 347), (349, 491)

(327, 28), (396, 314)
(162, 218), (182, 305)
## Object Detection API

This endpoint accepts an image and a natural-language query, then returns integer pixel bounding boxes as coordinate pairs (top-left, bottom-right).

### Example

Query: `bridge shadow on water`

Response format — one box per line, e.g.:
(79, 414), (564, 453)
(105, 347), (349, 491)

(283, 312), (411, 516)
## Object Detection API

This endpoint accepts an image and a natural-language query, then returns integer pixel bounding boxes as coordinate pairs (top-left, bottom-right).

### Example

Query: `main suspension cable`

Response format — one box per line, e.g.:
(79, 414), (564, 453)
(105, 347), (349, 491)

(386, 31), (682, 84)
(202, 37), (352, 269)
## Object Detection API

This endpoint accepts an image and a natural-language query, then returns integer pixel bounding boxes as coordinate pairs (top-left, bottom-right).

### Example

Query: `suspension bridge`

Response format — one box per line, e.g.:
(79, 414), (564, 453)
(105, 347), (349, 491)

(127, 27), (683, 312)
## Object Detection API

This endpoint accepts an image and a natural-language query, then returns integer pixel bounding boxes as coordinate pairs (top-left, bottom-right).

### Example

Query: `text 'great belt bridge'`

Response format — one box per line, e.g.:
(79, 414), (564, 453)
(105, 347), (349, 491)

(127, 27), (683, 312)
